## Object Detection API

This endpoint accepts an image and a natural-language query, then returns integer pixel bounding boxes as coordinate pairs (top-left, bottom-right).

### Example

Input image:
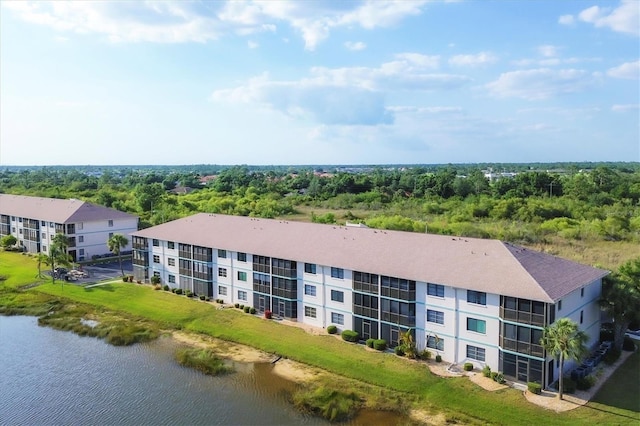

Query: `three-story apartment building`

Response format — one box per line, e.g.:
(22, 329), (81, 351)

(0, 194), (138, 261)
(131, 213), (608, 388)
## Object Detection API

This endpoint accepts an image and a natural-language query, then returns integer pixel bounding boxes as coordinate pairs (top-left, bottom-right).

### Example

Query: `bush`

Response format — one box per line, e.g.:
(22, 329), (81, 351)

(199, 295), (206, 301)
(249, 307), (256, 314)
(327, 325), (338, 335)
(562, 377), (576, 394)
(603, 348), (621, 365)
(394, 346), (405, 356)
(482, 365), (492, 378)
(341, 330), (359, 343)
(528, 382), (542, 394)
(494, 372), (505, 384)
(175, 288), (183, 295)
(366, 338), (375, 348)
(243, 306), (250, 313)
(153, 284), (161, 290)
(264, 310), (272, 319)
(175, 348), (232, 376)
(463, 362), (473, 371)
(576, 375), (596, 391)
(122, 276), (129, 282)
(171, 288), (177, 293)
(150, 276), (160, 285)
(373, 339), (387, 351)
(419, 349), (432, 360)
(435, 354), (442, 363)
(163, 285), (170, 291)
(622, 336), (636, 351)
(239, 304), (245, 310)
(185, 290), (193, 298)
(491, 371), (498, 381)
(234, 303), (240, 308)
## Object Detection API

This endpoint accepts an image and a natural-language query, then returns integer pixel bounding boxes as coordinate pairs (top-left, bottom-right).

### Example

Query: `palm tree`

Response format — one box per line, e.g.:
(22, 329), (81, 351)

(540, 318), (588, 400)
(399, 328), (417, 359)
(600, 258), (640, 351)
(107, 234), (129, 277)
(35, 253), (48, 278)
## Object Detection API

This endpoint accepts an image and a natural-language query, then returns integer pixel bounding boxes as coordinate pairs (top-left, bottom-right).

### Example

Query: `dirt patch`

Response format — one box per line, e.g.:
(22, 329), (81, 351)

(172, 331), (271, 363)
(409, 409), (448, 426)
(467, 372), (508, 391)
(272, 358), (318, 383)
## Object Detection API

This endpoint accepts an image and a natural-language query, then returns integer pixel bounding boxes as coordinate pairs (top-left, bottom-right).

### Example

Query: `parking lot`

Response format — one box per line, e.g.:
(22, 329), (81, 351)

(56, 260), (133, 285)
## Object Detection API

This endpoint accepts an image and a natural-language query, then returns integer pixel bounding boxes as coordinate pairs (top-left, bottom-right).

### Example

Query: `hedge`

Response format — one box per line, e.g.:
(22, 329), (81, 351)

(527, 382), (542, 394)
(341, 330), (359, 343)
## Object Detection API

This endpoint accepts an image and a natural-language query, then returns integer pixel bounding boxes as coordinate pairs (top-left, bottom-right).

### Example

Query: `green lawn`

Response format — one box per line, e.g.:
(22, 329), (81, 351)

(2, 251), (639, 425)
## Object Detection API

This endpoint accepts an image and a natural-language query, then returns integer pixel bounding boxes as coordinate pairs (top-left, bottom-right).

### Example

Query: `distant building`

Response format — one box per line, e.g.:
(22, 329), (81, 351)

(0, 194), (139, 261)
(131, 213), (607, 388)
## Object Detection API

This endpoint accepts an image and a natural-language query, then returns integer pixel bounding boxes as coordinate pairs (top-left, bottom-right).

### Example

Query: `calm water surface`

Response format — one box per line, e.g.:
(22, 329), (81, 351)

(0, 316), (407, 426)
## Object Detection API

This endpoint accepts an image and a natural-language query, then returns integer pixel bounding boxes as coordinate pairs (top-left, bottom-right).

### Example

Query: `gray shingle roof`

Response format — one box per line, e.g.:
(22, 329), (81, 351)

(0, 194), (137, 224)
(133, 213), (609, 302)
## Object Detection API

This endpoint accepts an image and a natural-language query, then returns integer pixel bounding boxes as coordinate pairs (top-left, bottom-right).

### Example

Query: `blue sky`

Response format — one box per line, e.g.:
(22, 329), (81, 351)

(1, 0), (638, 166)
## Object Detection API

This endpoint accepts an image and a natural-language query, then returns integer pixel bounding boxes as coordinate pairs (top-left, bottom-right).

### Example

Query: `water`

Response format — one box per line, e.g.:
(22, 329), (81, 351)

(0, 316), (408, 426)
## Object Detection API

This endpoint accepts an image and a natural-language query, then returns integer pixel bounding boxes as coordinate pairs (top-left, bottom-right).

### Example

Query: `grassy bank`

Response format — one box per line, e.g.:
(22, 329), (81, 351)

(2, 251), (638, 425)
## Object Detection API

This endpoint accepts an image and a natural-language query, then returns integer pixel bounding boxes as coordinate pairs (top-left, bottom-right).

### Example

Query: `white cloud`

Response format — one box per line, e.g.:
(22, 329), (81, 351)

(247, 40), (259, 49)
(486, 68), (598, 100)
(537, 45), (560, 58)
(607, 60), (640, 80)
(578, 0), (639, 36)
(2, 0), (430, 48)
(558, 14), (575, 25)
(611, 104), (639, 112)
(449, 52), (497, 67)
(344, 41), (366, 51)
(211, 55), (470, 125)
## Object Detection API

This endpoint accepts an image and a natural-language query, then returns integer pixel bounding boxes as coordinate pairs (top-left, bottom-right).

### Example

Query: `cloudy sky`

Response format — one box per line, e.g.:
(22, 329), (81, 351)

(1, 0), (638, 166)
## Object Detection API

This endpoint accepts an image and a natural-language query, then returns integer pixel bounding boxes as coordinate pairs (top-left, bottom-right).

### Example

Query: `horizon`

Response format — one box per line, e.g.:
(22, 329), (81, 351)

(1, 1), (638, 166)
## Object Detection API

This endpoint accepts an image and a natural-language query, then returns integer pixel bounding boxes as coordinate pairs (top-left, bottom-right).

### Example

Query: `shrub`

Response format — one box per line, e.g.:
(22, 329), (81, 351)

(394, 346), (405, 356)
(163, 285), (170, 291)
(136, 280), (142, 284)
(175, 288), (183, 295)
(603, 348), (621, 365)
(482, 365), (492, 378)
(150, 275), (160, 285)
(562, 377), (576, 394)
(185, 290), (193, 298)
(171, 288), (177, 293)
(128, 275), (134, 282)
(419, 349), (432, 360)
(494, 372), (505, 384)
(341, 330), (359, 343)
(122, 276), (129, 282)
(326, 325), (338, 335)
(199, 295), (206, 301)
(250, 307), (256, 314)
(366, 338), (375, 348)
(264, 310), (272, 319)
(239, 304), (245, 310)
(463, 362), (473, 371)
(622, 336), (636, 351)
(153, 284), (161, 290)
(527, 382), (542, 394)
(491, 371), (498, 381)
(373, 339), (387, 351)
(243, 306), (250, 313)
(175, 348), (232, 376)
(576, 375), (596, 391)
(234, 303), (240, 308)
(435, 354), (442, 363)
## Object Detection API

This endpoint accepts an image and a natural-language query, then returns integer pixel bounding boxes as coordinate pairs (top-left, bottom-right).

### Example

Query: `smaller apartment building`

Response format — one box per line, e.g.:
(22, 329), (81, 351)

(132, 213), (608, 388)
(0, 194), (138, 261)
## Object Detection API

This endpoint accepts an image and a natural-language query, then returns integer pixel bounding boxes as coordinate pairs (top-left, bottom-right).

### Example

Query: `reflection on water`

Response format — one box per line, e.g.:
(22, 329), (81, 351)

(0, 316), (411, 426)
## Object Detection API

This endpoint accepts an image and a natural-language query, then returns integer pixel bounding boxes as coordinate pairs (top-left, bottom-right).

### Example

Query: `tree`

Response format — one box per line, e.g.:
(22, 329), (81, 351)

(34, 253), (48, 278)
(540, 318), (588, 400)
(0, 235), (17, 249)
(108, 233), (129, 277)
(48, 234), (71, 287)
(600, 258), (640, 351)
(399, 328), (417, 359)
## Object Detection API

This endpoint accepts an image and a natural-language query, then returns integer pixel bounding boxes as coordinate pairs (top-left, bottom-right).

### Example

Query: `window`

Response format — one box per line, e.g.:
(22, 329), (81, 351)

(580, 310), (584, 324)
(304, 306), (317, 318)
(153, 271), (160, 278)
(49, 222), (54, 228)
(331, 290), (344, 303)
(467, 345), (486, 362)
(168, 275), (175, 284)
(427, 283), (444, 297)
(79, 249), (84, 256)
(467, 318), (486, 334)
(237, 252), (247, 262)
(238, 290), (247, 301)
(168, 241), (175, 249)
(153, 255), (160, 264)
(218, 249), (227, 258)
(558, 300), (562, 311)
(152, 239), (159, 247)
(108, 220), (113, 227)
(219, 286), (227, 296)
(218, 268), (227, 277)
(427, 310), (444, 325)
(427, 335), (444, 351)
(78, 236), (84, 243)
(109, 232), (114, 239)
(304, 284), (316, 296)
(304, 263), (316, 274)
(467, 290), (486, 306)
(237, 271), (247, 281)
(41, 221), (46, 226)
(331, 312), (344, 325)
(168, 258), (175, 266)
(581, 288), (584, 297)
(42, 245), (47, 252)
(331, 267), (344, 279)
(77, 223), (83, 230)
(42, 234), (47, 240)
